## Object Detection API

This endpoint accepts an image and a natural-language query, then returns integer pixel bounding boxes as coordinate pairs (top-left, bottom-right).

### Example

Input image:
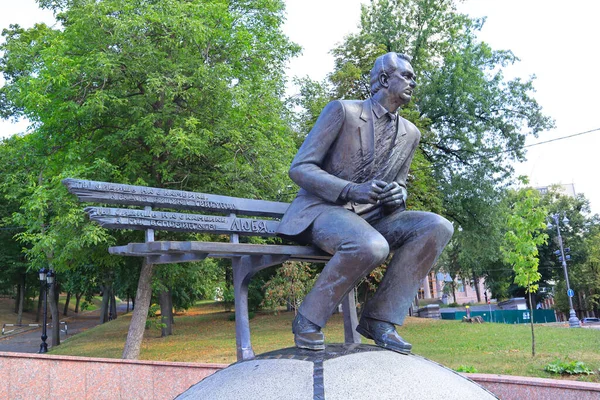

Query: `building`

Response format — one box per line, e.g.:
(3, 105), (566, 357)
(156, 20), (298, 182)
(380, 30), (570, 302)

(535, 183), (576, 198)
(418, 271), (491, 305)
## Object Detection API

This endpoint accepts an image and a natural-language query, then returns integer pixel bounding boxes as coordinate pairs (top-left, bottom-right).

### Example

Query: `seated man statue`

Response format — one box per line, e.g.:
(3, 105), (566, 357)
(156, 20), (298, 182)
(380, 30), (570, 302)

(277, 52), (453, 354)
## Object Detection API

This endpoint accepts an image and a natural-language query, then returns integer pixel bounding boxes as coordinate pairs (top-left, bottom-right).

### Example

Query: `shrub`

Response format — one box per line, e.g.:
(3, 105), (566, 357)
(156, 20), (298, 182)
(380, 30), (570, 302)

(544, 359), (595, 375)
(455, 365), (478, 373)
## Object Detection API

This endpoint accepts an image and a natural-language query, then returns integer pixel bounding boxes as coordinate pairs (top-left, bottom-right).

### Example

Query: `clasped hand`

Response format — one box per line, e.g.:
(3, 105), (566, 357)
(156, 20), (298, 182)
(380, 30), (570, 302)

(347, 180), (407, 208)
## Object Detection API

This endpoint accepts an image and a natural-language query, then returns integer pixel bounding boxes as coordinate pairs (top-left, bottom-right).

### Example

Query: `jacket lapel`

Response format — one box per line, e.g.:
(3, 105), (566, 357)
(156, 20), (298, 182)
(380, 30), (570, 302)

(394, 115), (408, 145)
(358, 100), (375, 163)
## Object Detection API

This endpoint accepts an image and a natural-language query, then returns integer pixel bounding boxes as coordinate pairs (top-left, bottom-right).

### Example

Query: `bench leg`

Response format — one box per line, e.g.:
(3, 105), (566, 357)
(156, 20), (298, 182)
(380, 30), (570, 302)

(342, 288), (361, 344)
(232, 255), (290, 361)
(232, 256), (255, 361)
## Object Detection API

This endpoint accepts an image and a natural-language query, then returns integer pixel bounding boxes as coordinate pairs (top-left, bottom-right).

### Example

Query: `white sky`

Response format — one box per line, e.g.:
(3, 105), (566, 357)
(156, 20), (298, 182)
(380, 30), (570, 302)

(1, 0), (599, 214)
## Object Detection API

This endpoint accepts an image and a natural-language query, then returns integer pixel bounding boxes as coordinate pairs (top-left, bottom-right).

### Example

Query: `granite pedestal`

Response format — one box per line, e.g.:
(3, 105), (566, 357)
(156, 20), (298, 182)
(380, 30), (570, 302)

(176, 344), (497, 399)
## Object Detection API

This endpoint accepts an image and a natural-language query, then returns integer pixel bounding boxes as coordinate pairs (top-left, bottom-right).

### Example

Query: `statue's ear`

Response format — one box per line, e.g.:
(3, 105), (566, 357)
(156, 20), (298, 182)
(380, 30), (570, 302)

(379, 73), (389, 88)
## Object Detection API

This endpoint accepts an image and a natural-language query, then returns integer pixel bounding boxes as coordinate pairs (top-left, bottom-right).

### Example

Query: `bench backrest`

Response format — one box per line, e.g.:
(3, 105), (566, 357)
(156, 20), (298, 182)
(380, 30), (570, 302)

(62, 179), (290, 237)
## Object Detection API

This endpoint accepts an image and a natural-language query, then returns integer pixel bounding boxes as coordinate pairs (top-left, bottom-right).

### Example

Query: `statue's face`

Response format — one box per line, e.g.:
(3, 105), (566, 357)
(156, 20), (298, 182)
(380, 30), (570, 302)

(387, 59), (416, 104)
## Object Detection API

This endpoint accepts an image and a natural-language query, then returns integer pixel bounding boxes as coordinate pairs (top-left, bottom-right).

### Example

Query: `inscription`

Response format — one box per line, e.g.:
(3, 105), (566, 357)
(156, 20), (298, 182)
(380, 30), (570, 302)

(86, 207), (278, 235)
(69, 179), (236, 210)
(63, 178), (291, 218)
(106, 192), (235, 210)
(230, 218), (273, 234)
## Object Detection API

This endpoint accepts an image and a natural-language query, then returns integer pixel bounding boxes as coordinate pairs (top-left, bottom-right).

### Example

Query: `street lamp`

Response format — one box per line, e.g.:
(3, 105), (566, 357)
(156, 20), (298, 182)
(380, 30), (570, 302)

(547, 213), (580, 328)
(38, 268), (55, 353)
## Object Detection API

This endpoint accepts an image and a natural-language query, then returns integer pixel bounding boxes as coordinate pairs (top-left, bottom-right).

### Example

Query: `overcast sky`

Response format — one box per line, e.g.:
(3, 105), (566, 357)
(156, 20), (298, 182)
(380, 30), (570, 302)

(2, 0), (599, 214)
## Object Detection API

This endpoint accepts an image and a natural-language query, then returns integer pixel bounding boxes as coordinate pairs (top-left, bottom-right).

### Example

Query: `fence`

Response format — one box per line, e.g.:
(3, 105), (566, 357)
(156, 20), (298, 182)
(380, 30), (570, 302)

(2, 321), (68, 335)
(441, 309), (557, 324)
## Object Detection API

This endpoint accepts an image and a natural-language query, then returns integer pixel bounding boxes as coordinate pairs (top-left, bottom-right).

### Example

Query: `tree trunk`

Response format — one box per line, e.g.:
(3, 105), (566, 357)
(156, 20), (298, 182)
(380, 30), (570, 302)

(75, 293), (82, 313)
(16, 274), (25, 325)
(451, 281), (457, 304)
(225, 264), (233, 288)
(36, 284), (43, 323)
(100, 285), (110, 323)
(528, 291), (536, 357)
(63, 292), (71, 316)
(131, 294), (135, 311)
(122, 259), (154, 359)
(14, 283), (20, 314)
(110, 291), (118, 320)
(159, 288), (173, 337)
(48, 281), (60, 347)
(473, 273), (482, 303)
(168, 290), (174, 325)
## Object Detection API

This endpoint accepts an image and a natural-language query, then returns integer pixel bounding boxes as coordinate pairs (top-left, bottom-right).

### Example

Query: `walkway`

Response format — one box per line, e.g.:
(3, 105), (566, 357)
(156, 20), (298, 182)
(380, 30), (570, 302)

(0, 303), (129, 353)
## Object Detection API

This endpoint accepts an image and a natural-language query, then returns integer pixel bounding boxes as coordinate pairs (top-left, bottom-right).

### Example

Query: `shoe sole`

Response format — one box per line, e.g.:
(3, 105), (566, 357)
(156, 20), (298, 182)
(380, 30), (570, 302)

(294, 338), (325, 351)
(356, 325), (411, 355)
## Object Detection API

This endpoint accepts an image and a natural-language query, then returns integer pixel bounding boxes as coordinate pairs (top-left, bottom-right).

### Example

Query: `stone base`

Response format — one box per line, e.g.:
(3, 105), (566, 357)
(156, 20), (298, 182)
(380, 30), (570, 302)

(176, 344), (497, 399)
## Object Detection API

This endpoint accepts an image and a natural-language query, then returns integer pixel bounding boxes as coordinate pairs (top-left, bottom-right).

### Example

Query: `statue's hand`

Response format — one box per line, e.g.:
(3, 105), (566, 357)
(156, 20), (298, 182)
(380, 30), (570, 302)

(378, 182), (407, 210)
(347, 180), (387, 204)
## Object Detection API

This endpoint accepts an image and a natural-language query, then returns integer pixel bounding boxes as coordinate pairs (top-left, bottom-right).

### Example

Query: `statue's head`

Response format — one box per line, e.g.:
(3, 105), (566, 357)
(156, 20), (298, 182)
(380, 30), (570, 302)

(370, 52), (416, 104)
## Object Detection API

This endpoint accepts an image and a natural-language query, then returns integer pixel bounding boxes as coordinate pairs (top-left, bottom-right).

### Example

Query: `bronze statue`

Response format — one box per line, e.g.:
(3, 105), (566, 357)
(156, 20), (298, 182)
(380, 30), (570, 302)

(277, 52), (453, 354)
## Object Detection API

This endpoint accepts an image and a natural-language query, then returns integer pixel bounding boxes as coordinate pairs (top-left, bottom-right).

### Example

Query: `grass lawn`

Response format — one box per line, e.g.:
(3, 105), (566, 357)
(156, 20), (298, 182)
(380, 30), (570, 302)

(49, 301), (600, 382)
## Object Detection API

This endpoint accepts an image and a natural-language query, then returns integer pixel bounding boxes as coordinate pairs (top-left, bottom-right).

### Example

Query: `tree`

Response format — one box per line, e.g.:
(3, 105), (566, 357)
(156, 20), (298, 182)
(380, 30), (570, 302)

(574, 229), (600, 316)
(152, 260), (222, 337)
(262, 262), (317, 314)
(502, 188), (548, 356)
(1, 0), (299, 358)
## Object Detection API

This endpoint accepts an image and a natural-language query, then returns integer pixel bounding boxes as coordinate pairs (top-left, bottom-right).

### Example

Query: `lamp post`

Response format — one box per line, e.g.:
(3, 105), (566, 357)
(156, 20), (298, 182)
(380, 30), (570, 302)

(548, 214), (580, 328)
(38, 268), (55, 353)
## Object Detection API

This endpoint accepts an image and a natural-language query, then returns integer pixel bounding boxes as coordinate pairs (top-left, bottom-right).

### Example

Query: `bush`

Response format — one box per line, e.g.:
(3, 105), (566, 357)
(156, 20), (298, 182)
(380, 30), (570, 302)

(544, 359), (595, 375)
(261, 262), (317, 312)
(455, 365), (478, 373)
(218, 281), (264, 313)
(220, 286), (235, 312)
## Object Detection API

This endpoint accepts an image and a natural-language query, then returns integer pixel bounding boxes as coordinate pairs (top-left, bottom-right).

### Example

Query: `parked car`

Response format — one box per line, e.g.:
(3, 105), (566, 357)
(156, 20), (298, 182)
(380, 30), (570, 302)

(581, 317), (600, 325)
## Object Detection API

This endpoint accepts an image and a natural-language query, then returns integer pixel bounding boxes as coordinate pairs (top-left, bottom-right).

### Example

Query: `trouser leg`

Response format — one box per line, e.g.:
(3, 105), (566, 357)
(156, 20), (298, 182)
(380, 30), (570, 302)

(298, 208), (390, 328)
(361, 210), (453, 326)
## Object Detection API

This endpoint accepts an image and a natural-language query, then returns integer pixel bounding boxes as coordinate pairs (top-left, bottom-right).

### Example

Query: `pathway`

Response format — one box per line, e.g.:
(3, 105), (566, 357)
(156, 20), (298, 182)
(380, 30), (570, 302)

(0, 302), (129, 353)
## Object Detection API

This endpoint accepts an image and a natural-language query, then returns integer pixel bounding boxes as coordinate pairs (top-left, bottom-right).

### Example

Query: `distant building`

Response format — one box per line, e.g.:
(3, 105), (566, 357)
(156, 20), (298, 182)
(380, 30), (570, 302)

(535, 183), (576, 197)
(418, 272), (491, 305)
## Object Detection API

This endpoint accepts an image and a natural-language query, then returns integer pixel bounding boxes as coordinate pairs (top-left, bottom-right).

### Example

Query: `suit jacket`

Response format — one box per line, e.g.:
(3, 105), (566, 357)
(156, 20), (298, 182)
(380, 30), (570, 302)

(277, 98), (421, 237)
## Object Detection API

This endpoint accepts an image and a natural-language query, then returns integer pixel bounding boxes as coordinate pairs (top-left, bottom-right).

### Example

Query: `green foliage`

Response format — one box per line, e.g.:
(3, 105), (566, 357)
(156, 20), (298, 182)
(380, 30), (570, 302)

(144, 303), (166, 330)
(544, 359), (595, 375)
(577, 230), (600, 312)
(248, 280), (266, 312)
(502, 188), (548, 294)
(262, 262), (317, 312)
(220, 285), (235, 312)
(0, 0), (300, 325)
(455, 365), (478, 373)
(501, 187), (548, 357)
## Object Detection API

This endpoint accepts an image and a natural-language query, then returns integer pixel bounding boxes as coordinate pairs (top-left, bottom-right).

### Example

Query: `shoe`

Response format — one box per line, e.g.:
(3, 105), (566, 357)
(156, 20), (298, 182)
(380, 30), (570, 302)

(356, 316), (412, 354)
(292, 313), (325, 350)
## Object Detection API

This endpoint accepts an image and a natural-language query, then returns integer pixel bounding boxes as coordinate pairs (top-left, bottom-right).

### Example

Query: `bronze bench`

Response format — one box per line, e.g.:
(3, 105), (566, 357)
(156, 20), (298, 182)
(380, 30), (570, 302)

(63, 178), (360, 360)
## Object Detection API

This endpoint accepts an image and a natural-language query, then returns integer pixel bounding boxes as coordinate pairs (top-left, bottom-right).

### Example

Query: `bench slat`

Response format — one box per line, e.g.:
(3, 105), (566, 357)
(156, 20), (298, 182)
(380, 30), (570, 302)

(85, 207), (279, 236)
(109, 241), (331, 261)
(63, 179), (290, 218)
